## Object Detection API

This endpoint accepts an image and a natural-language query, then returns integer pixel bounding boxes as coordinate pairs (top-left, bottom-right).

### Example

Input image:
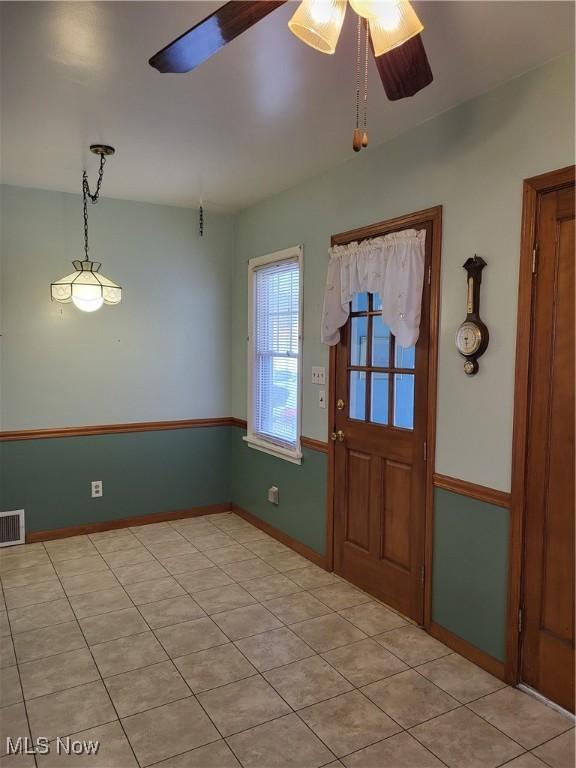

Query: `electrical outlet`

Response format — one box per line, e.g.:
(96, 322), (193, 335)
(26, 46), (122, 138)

(91, 481), (103, 498)
(311, 366), (326, 385)
(319, 390), (326, 408)
(267, 486), (279, 505)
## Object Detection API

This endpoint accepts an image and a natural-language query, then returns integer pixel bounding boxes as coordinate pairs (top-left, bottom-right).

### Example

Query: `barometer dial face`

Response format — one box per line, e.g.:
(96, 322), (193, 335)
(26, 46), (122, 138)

(456, 321), (482, 356)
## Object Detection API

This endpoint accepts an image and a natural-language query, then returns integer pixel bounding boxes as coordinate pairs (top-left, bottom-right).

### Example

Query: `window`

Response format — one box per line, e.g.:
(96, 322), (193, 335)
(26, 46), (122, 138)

(245, 246), (303, 463)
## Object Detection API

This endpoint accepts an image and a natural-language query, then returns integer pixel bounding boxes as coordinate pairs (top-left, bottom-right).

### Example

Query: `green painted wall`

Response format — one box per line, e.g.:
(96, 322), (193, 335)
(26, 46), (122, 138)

(1, 427), (231, 532)
(230, 427), (327, 555)
(432, 488), (509, 661)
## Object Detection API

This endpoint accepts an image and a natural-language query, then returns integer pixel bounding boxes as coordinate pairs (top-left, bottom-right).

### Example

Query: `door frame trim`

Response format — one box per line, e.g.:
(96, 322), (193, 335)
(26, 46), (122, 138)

(507, 165), (575, 684)
(326, 205), (443, 628)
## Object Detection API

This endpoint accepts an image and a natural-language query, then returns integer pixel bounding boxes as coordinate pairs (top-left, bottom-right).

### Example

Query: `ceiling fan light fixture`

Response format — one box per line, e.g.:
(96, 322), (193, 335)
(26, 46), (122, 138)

(368, 1), (423, 56)
(288, 0), (347, 54)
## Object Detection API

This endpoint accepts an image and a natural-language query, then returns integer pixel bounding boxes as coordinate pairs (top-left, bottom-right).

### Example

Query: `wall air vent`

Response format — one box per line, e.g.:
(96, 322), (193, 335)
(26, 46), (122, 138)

(0, 510), (25, 547)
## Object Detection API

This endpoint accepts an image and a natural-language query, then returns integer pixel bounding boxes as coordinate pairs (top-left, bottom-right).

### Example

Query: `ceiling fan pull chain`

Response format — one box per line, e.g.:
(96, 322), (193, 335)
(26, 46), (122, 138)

(353, 14), (363, 152)
(362, 17), (369, 148)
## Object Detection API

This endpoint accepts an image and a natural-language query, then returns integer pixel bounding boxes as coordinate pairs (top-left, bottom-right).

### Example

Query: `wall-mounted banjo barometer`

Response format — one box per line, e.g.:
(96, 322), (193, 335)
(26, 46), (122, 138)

(455, 256), (489, 375)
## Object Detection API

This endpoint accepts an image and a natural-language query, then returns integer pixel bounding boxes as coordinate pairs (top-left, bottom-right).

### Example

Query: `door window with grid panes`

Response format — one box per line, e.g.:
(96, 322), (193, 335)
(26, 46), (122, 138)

(348, 292), (415, 429)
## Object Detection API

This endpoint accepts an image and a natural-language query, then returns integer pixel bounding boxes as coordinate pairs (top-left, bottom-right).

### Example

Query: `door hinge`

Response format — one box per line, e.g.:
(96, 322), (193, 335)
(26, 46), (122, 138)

(420, 564), (425, 586)
(518, 608), (523, 634)
(427, 265), (432, 285)
(532, 245), (538, 275)
(423, 441), (427, 462)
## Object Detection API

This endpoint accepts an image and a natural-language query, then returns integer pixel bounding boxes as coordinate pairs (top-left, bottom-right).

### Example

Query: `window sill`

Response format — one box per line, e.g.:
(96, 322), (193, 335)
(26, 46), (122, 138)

(243, 434), (302, 465)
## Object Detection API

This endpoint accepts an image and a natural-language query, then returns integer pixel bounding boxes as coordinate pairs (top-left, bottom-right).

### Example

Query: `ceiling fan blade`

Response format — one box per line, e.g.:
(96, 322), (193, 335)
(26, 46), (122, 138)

(149, 1), (288, 74)
(372, 34), (433, 100)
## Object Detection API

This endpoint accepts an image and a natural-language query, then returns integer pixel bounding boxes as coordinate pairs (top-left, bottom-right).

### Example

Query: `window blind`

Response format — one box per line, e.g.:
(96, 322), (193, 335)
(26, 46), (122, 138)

(253, 257), (300, 447)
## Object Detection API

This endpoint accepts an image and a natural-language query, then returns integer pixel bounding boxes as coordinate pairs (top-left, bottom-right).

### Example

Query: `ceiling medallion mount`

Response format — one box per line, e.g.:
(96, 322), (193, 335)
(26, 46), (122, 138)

(50, 144), (122, 313)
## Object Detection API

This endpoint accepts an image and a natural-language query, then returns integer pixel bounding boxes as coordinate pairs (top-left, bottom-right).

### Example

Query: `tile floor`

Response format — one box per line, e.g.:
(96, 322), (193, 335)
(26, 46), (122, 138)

(0, 511), (574, 768)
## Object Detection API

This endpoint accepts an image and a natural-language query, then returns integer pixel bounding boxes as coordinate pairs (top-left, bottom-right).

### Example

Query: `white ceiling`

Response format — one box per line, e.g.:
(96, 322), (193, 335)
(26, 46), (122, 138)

(1, 1), (573, 211)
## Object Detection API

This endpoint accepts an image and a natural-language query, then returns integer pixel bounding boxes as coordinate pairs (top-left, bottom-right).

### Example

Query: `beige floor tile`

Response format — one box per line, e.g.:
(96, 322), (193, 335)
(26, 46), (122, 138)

(53, 555), (108, 578)
(45, 538), (97, 562)
(194, 584), (257, 615)
(417, 654), (507, 703)
(264, 552), (310, 572)
(532, 729), (575, 768)
(244, 540), (291, 559)
(13, 621), (86, 663)
(363, 669), (460, 727)
(112, 560), (169, 586)
(503, 755), (550, 768)
(138, 595), (205, 628)
(175, 642), (257, 693)
(69, 587), (132, 619)
(26, 680), (116, 742)
(227, 527), (270, 544)
(0, 703), (30, 757)
(122, 696), (220, 767)
(263, 592), (332, 624)
(175, 567), (235, 594)
(60, 570), (120, 597)
(198, 675), (291, 736)
(0, 637), (16, 668)
(264, 655), (352, 709)
(205, 545), (253, 566)
(123, 576), (185, 605)
(9, 598), (75, 635)
(155, 617), (229, 657)
(133, 523), (184, 542)
(290, 614), (366, 652)
(0, 751), (37, 767)
(241, 574), (301, 601)
(322, 639), (408, 686)
(36, 720), (138, 768)
(1, 564), (57, 590)
(91, 631), (168, 677)
(468, 687), (573, 749)
(90, 530), (140, 554)
(220, 558), (277, 581)
(0, 667), (22, 707)
(144, 539), (198, 558)
(235, 627), (315, 672)
(104, 659), (191, 717)
(159, 552), (214, 576)
(288, 566), (341, 590)
(188, 533), (236, 551)
(19, 647), (99, 700)
(374, 625), (450, 666)
(311, 584), (372, 611)
(410, 706), (524, 768)
(228, 713), (335, 768)
(102, 547), (154, 569)
(4, 581), (65, 611)
(0, 551), (50, 575)
(80, 607), (148, 645)
(300, 690), (401, 757)
(339, 602), (409, 635)
(212, 604), (282, 640)
(343, 731), (446, 767)
(155, 740), (241, 768)
(0, 611), (9, 638)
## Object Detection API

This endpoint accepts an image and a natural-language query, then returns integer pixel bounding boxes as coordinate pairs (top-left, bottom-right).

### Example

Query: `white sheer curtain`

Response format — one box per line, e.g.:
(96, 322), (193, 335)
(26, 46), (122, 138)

(321, 228), (426, 348)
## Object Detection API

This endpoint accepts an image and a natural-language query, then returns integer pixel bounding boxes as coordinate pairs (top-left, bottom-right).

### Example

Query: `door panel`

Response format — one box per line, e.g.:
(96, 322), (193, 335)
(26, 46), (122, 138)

(521, 184), (575, 712)
(333, 223), (431, 622)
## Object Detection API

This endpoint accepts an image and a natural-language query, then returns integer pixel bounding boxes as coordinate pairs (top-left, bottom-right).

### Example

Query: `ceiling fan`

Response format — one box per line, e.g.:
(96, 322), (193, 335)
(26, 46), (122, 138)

(149, 1), (432, 100)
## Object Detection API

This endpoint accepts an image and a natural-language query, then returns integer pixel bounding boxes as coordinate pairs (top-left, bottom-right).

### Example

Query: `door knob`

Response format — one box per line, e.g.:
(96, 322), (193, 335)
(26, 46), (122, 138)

(330, 430), (345, 442)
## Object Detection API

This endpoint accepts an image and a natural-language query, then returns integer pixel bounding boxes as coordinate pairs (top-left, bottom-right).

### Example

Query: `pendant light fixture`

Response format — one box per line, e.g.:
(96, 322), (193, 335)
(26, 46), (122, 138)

(51, 145), (121, 313)
(368, 1), (423, 56)
(288, 0), (347, 54)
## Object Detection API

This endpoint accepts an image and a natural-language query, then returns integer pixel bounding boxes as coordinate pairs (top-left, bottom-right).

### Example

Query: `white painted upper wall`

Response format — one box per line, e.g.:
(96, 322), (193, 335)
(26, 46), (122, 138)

(230, 55), (575, 492)
(0, 187), (236, 429)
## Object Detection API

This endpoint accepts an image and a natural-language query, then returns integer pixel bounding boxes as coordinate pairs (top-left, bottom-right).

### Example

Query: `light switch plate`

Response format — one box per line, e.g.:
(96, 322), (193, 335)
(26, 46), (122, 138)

(312, 366), (326, 385)
(319, 390), (326, 408)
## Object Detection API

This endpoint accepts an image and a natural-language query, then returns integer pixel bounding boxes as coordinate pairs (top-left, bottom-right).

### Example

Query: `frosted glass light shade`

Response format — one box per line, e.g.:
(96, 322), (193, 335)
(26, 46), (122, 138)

(368, 1), (423, 56)
(288, 0), (347, 54)
(51, 260), (122, 312)
(349, 0), (380, 18)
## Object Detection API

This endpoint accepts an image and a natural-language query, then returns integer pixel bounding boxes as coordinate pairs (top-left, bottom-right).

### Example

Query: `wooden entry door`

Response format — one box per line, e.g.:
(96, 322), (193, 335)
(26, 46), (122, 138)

(332, 215), (436, 623)
(520, 175), (575, 712)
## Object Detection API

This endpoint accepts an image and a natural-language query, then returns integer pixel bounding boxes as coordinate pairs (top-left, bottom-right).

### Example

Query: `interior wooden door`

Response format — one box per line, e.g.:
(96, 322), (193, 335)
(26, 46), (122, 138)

(332, 222), (432, 622)
(520, 182), (575, 712)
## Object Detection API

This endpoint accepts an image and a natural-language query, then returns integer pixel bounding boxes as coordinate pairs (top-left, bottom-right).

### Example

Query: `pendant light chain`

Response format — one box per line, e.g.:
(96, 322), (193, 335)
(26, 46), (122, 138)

(353, 15), (362, 151)
(82, 153), (107, 261)
(362, 17), (369, 147)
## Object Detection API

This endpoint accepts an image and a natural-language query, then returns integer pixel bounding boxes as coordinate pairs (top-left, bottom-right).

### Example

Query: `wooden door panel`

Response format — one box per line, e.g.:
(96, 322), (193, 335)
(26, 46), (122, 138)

(345, 450), (372, 551)
(382, 460), (412, 570)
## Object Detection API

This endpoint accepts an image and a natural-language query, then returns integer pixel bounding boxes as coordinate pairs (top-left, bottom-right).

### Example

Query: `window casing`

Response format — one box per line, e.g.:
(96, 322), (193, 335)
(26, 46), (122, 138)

(245, 246), (303, 464)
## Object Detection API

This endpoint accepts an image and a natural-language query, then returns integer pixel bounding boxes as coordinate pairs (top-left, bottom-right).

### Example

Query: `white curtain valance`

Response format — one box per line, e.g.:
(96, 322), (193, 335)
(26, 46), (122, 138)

(321, 228), (426, 348)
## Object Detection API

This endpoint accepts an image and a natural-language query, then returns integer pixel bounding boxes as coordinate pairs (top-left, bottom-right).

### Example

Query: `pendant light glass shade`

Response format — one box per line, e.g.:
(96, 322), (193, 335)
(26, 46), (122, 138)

(288, 0), (347, 54)
(348, 0), (380, 18)
(368, 1), (423, 56)
(51, 260), (122, 313)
